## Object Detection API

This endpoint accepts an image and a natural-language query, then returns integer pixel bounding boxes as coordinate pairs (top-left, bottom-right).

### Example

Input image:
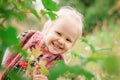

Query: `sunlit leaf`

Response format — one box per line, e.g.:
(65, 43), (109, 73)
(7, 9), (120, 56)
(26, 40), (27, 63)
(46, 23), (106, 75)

(89, 44), (95, 53)
(0, 26), (19, 46)
(30, 9), (41, 19)
(20, 49), (28, 59)
(48, 60), (69, 80)
(24, 0), (40, 19)
(49, 60), (94, 80)
(40, 9), (46, 15)
(95, 47), (112, 51)
(40, 65), (49, 76)
(5, 69), (28, 80)
(69, 66), (94, 80)
(47, 11), (57, 20)
(103, 55), (119, 75)
(42, 0), (59, 11)
(31, 45), (42, 58)
(81, 37), (88, 44)
(81, 38), (96, 53)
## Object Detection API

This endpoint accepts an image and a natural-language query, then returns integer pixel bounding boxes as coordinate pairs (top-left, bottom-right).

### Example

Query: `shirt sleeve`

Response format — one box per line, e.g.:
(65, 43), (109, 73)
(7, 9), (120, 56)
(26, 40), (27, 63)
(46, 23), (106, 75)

(1, 30), (37, 67)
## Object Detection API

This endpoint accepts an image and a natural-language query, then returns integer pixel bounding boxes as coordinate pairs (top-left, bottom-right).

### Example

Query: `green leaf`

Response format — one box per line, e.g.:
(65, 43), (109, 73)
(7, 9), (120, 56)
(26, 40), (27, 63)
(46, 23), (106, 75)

(30, 9), (41, 19)
(40, 66), (49, 76)
(95, 47), (112, 51)
(0, 7), (26, 21)
(42, 0), (59, 11)
(14, 12), (27, 21)
(47, 11), (57, 20)
(0, 8), (13, 19)
(48, 60), (68, 80)
(5, 69), (28, 80)
(89, 44), (95, 53)
(20, 49), (28, 59)
(81, 37), (88, 44)
(40, 9), (47, 15)
(24, 0), (40, 19)
(0, 26), (19, 46)
(69, 66), (94, 80)
(81, 38), (96, 53)
(103, 55), (119, 75)
(48, 60), (94, 80)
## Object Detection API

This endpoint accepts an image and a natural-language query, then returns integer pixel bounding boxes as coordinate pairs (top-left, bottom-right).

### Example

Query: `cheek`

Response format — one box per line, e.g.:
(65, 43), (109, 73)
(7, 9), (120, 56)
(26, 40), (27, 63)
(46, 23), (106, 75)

(45, 34), (56, 44)
(65, 43), (73, 50)
(44, 35), (51, 45)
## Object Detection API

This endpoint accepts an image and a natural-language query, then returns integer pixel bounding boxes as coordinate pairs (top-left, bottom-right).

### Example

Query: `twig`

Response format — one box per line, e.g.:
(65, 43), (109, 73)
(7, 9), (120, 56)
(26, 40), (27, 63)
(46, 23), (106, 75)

(0, 18), (5, 25)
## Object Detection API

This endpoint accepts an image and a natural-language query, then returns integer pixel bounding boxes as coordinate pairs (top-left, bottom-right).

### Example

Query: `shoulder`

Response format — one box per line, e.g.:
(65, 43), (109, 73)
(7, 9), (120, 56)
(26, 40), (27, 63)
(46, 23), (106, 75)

(18, 30), (41, 40)
(18, 30), (43, 49)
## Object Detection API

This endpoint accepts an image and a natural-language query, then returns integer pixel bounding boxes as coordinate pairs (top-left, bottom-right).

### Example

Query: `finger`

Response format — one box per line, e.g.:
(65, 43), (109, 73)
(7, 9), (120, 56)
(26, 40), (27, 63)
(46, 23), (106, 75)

(34, 79), (46, 80)
(33, 74), (48, 79)
(39, 74), (48, 80)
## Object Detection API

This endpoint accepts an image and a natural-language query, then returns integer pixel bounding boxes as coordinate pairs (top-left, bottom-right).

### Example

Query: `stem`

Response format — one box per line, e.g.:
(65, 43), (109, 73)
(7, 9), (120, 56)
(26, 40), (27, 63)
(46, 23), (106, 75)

(0, 18), (6, 26)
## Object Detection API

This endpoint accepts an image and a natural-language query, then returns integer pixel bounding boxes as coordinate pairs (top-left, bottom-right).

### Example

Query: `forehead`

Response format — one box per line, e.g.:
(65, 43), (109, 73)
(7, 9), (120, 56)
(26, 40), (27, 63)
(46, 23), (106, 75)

(51, 17), (79, 39)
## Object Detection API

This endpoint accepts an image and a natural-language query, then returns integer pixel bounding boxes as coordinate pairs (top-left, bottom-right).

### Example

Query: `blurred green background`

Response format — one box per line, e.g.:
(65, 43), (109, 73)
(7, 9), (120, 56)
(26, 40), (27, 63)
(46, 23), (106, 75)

(0, 0), (120, 80)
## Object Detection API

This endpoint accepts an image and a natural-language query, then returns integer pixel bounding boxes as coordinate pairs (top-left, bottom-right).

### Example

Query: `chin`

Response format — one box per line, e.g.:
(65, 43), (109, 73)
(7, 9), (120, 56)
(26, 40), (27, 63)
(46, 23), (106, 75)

(47, 44), (61, 54)
(49, 50), (60, 54)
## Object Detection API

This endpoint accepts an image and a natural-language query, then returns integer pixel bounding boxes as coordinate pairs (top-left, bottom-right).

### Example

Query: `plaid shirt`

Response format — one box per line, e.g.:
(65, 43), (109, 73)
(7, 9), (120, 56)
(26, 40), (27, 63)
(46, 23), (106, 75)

(15, 31), (64, 73)
(1, 30), (64, 79)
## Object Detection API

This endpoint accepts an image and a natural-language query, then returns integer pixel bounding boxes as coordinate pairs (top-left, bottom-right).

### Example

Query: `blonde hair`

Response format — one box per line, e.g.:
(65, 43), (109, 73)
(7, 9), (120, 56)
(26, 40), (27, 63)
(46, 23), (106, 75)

(42, 6), (83, 37)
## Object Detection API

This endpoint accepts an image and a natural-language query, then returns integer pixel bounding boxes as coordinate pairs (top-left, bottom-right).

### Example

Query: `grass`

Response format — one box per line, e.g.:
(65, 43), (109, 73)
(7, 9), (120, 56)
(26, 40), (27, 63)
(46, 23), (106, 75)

(63, 25), (120, 80)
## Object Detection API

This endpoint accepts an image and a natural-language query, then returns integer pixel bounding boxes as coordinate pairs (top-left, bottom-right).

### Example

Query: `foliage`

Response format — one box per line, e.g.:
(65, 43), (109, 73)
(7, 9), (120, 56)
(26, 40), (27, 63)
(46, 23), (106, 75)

(0, 0), (94, 80)
(0, 0), (59, 79)
(71, 26), (120, 80)
(0, 0), (59, 61)
(49, 60), (94, 80)
(0, 0), (120, 80)
(4, 70), (28, 80)
(59, 0), (117, 33)
(41, 0), (58, 20)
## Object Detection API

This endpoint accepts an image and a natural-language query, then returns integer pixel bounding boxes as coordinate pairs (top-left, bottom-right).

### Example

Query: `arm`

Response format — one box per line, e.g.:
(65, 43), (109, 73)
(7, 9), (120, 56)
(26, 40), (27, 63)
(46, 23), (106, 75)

(0, 30), (36, 80)
(2, 30), (36, 67)
(1, 48), (16, 68)
(33, 74), (48, 80)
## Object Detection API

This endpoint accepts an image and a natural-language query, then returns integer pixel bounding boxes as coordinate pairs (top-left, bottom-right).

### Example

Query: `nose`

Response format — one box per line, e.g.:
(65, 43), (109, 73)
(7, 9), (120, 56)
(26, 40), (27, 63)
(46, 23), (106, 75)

(58, 38), (65, 45)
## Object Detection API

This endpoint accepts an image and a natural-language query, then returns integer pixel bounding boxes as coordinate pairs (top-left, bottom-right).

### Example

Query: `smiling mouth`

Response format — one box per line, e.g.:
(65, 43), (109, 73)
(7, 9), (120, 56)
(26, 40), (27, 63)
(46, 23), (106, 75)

(52, 41), (63, 50)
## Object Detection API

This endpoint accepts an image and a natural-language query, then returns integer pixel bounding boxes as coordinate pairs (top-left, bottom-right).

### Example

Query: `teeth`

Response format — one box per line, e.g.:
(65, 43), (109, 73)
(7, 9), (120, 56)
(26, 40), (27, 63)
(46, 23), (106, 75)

(52, 42), (62, 49)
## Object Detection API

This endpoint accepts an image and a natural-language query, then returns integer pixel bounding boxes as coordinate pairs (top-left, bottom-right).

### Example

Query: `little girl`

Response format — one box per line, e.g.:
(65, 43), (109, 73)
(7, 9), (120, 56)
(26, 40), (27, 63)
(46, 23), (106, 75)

(1, 6), (83, 80)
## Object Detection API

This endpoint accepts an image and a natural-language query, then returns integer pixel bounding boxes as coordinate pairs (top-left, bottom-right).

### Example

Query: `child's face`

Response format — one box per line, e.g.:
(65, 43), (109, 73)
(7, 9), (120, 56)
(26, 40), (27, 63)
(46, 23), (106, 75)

(44, 17), (79, 54)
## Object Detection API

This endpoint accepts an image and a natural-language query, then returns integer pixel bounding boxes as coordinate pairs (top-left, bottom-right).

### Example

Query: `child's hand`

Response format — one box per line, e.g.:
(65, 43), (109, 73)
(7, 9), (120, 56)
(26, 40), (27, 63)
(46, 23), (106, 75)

(33, 74), (48, 80)
(0, 72), (3, 80)
(0, 70), (5, 80)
